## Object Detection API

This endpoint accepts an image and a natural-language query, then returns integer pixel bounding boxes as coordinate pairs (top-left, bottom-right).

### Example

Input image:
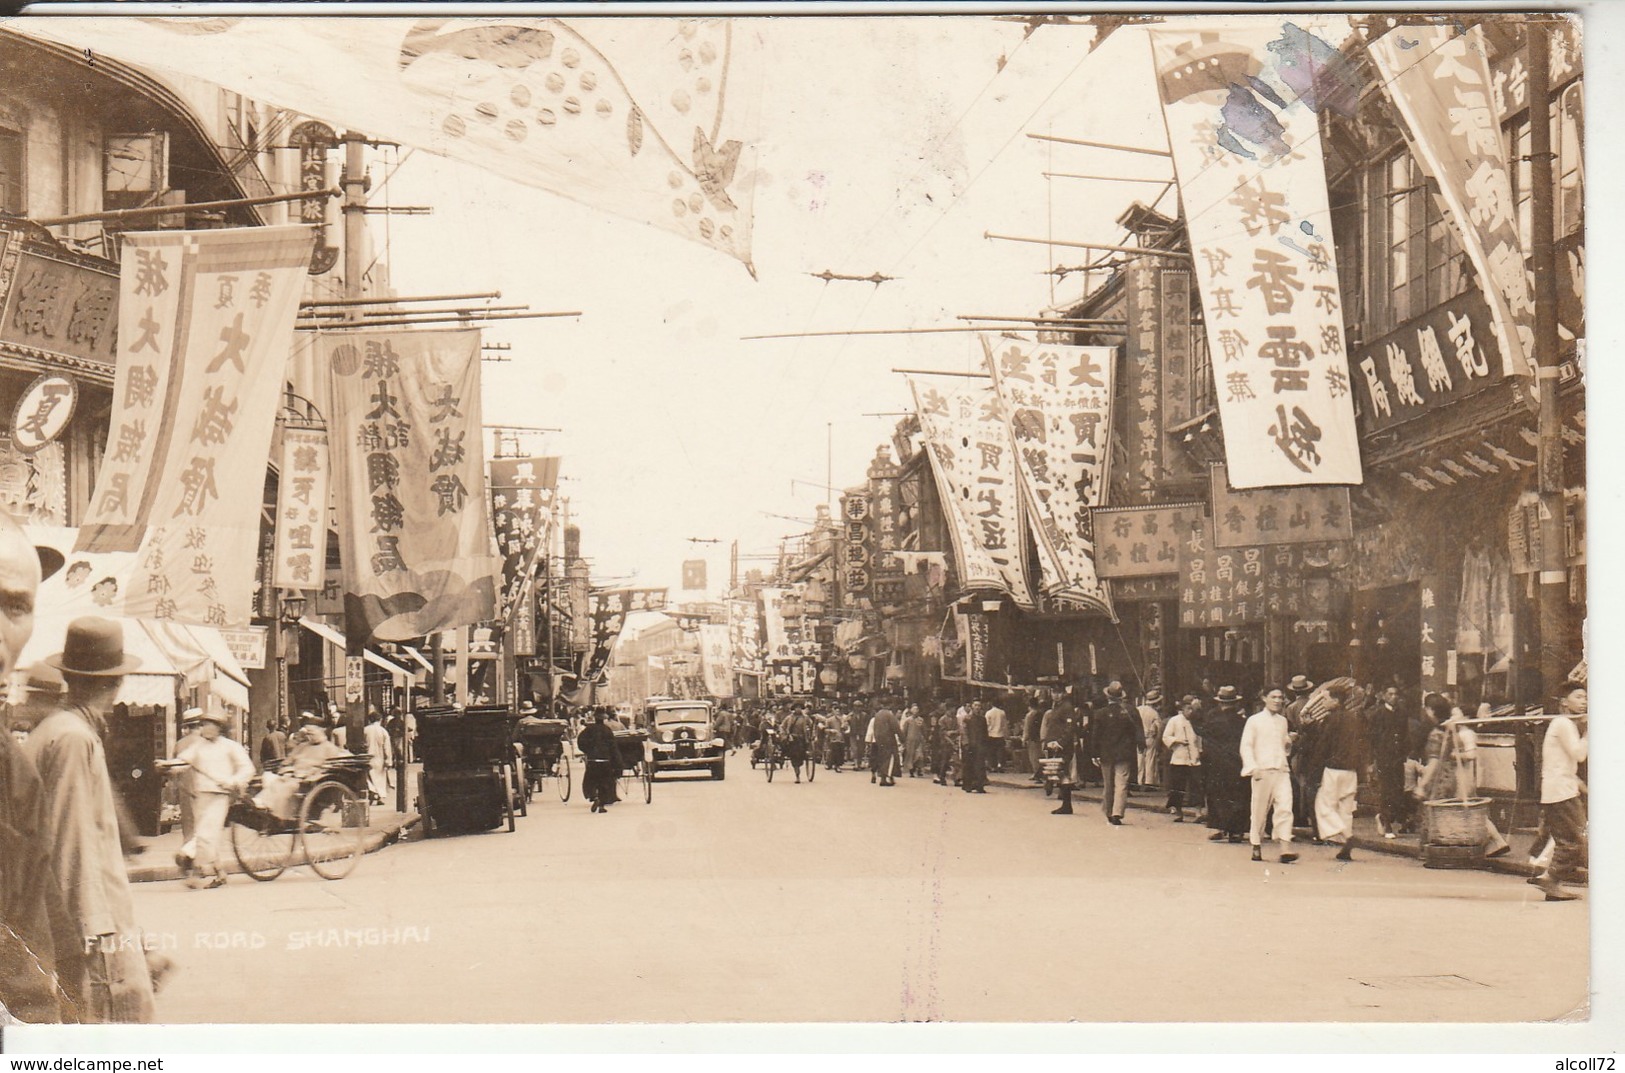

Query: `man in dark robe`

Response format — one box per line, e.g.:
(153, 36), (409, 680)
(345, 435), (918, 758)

(869, 703), (901, 787)
(577, 709), (620, 813)
(1201, 686), (1250, 842)
(960, 702), (990, 793)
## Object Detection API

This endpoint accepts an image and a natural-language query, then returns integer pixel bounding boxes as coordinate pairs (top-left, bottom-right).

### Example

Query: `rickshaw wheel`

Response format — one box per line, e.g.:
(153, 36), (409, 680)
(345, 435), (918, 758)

(231, 810), (292, 882)
(300, 780), (366, 880)
(557, 752), (572, 802)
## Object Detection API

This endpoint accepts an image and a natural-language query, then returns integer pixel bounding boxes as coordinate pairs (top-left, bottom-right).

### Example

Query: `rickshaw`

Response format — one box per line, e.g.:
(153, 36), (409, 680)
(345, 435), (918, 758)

(226, 755), (373, 881)
(613, 726), (653, 803)
(516, 716), (572, 803)
(413, 705), (518, 837)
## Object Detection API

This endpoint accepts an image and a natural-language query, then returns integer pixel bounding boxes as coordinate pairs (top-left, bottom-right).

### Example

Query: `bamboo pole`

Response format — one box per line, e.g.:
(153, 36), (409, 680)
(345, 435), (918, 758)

(958, 315), (1128, 326)
(296, 310), (580, 331)
(34, 188), (338, 227)
(302, 291), (502, 309)
(1042, 171), (1173, 183)
(985, 232), (1192, 259)
(299, 303), (531, 320)
(891, 368), (989, 378)
(1026, 132), (1171, 157)
(742, 325), (1026, 341)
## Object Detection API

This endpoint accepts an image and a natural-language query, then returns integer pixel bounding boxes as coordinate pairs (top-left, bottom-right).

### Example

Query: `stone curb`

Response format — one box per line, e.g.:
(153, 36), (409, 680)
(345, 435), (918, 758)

(985, 773), (1541, 878)
(127, 812), (422, 883)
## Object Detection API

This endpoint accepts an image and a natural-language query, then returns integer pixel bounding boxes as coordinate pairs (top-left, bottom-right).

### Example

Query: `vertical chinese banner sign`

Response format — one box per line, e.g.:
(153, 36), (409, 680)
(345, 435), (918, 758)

(272, 428), (330, 590)
(489, 455), (560, 613)
(983, 334), (1115, 615)
(78, 232), (187, 553)
(699, 623), (734, 698)
(729, 597), (763, 680)
(908, 375), (1033, 609)
(1369, 25), (1534, 382)
(324, 328), (499, 641)
(1151, 22), (1362, 488)
(1122, 257), (1164, 502)
(117, 226), (315, 628)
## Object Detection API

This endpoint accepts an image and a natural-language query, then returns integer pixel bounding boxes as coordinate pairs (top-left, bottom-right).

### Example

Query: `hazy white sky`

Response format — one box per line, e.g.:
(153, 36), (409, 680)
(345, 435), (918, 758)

(381, 15), (1185, 596)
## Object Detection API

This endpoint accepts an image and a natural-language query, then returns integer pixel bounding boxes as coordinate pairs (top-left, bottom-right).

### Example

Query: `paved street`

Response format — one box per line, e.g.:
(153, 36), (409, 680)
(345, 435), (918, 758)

(126, 758), (1586, 1025)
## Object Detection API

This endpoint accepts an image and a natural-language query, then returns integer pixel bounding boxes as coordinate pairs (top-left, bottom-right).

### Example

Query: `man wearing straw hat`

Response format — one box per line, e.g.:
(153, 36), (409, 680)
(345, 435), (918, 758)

(1533, 672), (1588, 902)
(26, 615), (154, 1022)
(166, 708), (254, 890)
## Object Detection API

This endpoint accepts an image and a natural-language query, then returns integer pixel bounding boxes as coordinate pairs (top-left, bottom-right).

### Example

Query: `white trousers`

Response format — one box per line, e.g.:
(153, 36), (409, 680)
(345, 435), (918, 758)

(1315, 768), (1358, 843)
(1248, 768), (1294, 846)
(191, 792), (232, 876)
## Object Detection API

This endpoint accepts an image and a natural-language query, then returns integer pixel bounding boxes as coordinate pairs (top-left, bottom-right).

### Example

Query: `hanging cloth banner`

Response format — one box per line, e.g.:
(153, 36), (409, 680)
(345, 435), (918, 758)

(699, 623), (734, 698)
(1150, 21), (1363, 488)
(489, 455), (559, 613)
(982, 334), (1114, 615)
(272, 427), (331, 590)
(111, 226), (315, 628)
(728, 597), (763, 677)
(324, 328), (499, 641)
(12, 17), (761, 270)
(908, 375), (1034, 609)
(1368, 24), (1534, 385)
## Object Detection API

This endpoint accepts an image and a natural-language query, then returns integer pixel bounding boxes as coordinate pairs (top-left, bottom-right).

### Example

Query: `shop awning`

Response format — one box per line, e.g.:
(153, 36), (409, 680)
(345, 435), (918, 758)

(20, 615), (182, 708)
(298, 617), (412, 681)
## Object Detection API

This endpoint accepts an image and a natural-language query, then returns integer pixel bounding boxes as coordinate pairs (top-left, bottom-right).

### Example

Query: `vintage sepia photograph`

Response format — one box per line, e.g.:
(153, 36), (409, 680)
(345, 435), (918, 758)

(0, 3), (1599, 1044)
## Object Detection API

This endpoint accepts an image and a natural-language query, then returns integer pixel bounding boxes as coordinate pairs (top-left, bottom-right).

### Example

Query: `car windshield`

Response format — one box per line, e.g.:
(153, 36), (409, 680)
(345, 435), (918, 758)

(653, 706), (709, 726)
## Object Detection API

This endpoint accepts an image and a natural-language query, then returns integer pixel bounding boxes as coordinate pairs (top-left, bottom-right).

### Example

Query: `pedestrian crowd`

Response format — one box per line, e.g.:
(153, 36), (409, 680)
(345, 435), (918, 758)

(727, 666), (1588, 898)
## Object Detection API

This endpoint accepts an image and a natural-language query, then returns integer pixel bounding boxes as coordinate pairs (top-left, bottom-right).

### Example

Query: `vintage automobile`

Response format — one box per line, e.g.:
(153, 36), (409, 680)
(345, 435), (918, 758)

(641, 697), (727, 780)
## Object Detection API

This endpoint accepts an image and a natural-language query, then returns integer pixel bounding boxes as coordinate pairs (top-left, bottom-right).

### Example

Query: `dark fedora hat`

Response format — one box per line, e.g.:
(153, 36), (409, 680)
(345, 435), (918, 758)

(46, 616), (142, 677)
(1287, 674), (1316, 695)
(1103, 681), (1126, 700)
(21, 662), (63, 695)
(1213, 684), (1243, 704)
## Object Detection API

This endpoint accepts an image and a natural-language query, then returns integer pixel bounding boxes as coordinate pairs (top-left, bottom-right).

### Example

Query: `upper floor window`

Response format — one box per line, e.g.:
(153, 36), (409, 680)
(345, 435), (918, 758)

(1377, 152), (1467, 333)
(1506, 78), (1584, 247)
(0, 127), (24, 215)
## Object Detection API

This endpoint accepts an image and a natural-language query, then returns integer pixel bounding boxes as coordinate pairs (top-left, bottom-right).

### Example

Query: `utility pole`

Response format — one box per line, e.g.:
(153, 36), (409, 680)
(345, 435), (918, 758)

(1527, 21), (1568, 702)
(341, 131), (372, 745)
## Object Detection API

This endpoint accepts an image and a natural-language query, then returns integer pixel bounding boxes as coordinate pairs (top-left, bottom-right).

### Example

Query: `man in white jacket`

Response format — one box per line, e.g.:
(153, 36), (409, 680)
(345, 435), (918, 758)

(169, 710), (255, 889)
(1161, 695), (1202, 822)
(1240, 686), (1298, 864)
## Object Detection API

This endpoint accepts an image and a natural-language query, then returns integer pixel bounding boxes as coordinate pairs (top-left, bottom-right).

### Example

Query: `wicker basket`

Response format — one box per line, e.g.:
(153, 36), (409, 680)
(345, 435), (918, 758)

(1423, 797), (1492, 847)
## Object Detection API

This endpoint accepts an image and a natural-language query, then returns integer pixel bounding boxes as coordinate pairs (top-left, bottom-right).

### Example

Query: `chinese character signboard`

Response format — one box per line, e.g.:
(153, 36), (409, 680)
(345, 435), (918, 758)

(1093, 502), (1205, 579)
(841, 491), (872, 595)
(325, 328), (499, 641)
(1208, 463), (1352, 548)
(1370, 26), (1534, 384)
(1123, 258), (1164, 500)
(1161, 268), (1196, 430)
(867, 457), (903, 578)
(10, 374), (77, 454)
(1350, 290), (1507, 434)
(117, 226), (315, 629)
(1177, 516), (1331, 627)
(908, 375), (1033, 608)
(0, 247), (119, 370)
(1151, 23), (1362, 488)
(273, 428), (330, 589)
(984, 334), (1114, 614)
(217, 625), (269, 670)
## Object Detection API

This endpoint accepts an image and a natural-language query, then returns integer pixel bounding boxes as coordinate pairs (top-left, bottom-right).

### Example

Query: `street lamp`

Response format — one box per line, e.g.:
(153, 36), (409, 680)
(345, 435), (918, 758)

(276, 590), (308, 730)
